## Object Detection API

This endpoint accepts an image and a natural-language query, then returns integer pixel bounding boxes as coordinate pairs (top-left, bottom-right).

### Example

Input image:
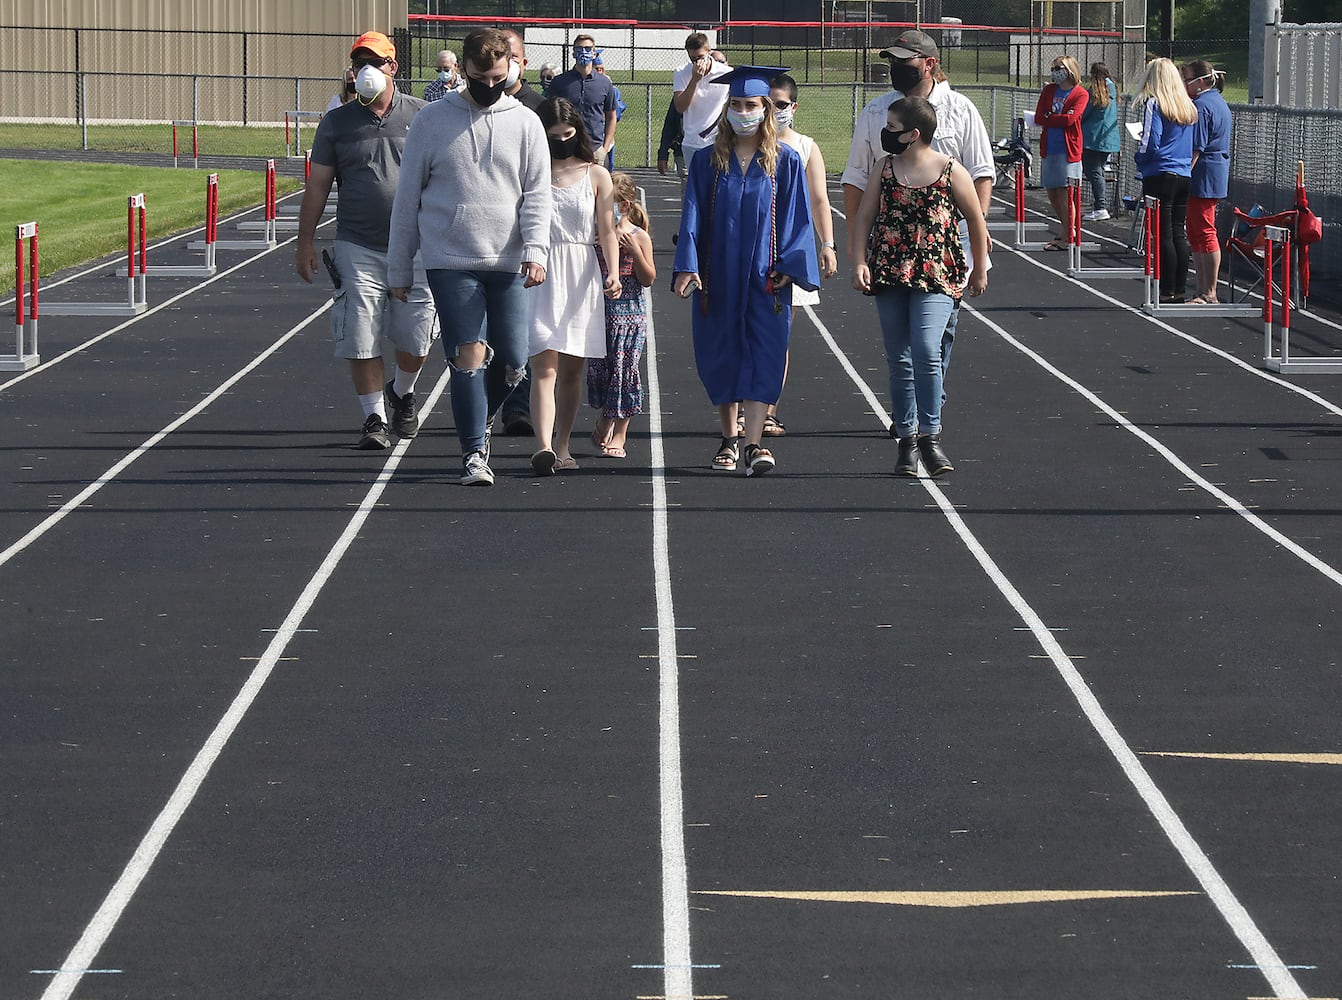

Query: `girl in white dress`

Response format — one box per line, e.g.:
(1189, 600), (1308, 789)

(528, 98), (621, 474)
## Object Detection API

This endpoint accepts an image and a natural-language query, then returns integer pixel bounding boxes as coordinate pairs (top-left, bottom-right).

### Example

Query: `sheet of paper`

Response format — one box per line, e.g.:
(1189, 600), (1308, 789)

(1125, 121), (1143, 140)
(1021, 110), (1036, 130)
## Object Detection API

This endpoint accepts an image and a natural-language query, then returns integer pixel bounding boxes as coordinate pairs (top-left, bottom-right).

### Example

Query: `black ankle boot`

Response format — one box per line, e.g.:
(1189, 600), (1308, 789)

(894, 436), (919, 477)
(916, 434), (953, 477)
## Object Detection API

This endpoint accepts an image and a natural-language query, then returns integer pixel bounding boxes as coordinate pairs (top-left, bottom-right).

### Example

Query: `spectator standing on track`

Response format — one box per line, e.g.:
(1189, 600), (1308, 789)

(849, 97), (989, 478)
(656, 100), (685, 185)
(527, 99), (622, 476)
(1134, 57), (1198, 304)
(1034, 55), (1088, 250)
(386, 27), (552, 486)
(297, 30), (437, 452)
(589, 171), (656, 459)
(1182, 59), (1232, 304)
(1080, 62), (1119, 221)
(673, 33), (732, 169)
(672, 66), (819, 478)
(547, 35), (618, 170)
(759, 72), (838, 439)
(423, 49), (461, 102)
(842, 28), (993, 441)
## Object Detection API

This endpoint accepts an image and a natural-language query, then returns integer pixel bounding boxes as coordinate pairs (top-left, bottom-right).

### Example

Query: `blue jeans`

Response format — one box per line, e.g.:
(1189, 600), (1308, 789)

(1082, 149), (1110, 212)
(426, 269), (530, 455)
(875, 286), (955, 439)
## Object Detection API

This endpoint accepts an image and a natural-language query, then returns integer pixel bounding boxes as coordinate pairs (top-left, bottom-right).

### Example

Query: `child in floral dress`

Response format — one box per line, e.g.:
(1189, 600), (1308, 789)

(588, 172), (656, 458)
(849, 96), (989, 478)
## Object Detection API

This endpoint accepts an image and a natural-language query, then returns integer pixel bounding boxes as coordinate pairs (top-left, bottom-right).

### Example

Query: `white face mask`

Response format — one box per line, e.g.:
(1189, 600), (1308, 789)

(355, 64), (387, 102)
(726, 108), (766, 136)
(505, 59), (521, 87)
(773, 105), (795, 130)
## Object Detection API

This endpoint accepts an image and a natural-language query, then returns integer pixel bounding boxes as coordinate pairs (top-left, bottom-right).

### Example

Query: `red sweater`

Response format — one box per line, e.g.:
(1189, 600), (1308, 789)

(1035, 83), (1089, 162)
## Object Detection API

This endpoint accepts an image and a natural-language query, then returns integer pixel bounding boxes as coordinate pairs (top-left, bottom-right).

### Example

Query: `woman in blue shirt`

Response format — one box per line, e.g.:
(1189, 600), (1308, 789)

(1080, 62), (1119, 220)
(1182, 60), (1233, 304)
(1134, 57), (1199, 303)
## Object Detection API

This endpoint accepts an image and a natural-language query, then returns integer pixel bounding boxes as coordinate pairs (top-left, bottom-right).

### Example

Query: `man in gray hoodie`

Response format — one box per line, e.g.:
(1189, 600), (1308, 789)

(388, 27), (552, 486)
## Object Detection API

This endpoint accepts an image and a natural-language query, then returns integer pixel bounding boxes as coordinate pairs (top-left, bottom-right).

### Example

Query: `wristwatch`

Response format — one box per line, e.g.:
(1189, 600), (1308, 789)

(820, 241), (836, 249)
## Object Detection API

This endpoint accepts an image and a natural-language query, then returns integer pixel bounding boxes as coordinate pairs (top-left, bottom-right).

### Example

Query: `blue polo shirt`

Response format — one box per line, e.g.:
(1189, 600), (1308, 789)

(1191, 89), (1232, 199)
(547, 68), (616, 145)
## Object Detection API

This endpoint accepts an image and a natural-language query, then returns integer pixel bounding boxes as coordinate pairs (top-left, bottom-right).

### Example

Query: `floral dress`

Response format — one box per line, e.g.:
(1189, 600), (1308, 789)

(868, 156), (967, 298)
(587, 232), (647, 418)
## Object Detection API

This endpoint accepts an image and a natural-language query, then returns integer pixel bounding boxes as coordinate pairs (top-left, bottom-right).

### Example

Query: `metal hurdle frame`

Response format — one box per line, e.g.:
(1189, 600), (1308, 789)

(1262, 224), (1342, 373)
(277, 152), (335, 219)
(126, 174), (218, 277)
(1140, 195), (1259, 318)
(212, 160), (278, 248)
(44, 194), (149, 317)
(172, 120), (199, 169)
(284, 111), (323, 159)
(1065, 178), (1141, 279)
(1011, 163), (1062, 250)
(6, 222), (40, 371)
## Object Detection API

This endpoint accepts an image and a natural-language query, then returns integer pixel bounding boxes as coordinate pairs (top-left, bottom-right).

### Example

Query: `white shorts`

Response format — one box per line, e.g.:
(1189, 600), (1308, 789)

(329, 240), (438, 361)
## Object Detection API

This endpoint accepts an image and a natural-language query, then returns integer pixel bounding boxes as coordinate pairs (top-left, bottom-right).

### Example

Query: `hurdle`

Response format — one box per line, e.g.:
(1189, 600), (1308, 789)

(284, 110), (323, 158)
(1065, 178), (1140, 279)
(5, 222), (40, 371)
(125, 174), (218, 277)
(1140, 195), (1258, 318)
(278, 152), (336, 219)
(208, 159), (278, 248)
(1261, 225), (1340, 373)
(1010, 163), (1059, 250)
(172, 119), (199, 169)
(44, 194), (149, 317)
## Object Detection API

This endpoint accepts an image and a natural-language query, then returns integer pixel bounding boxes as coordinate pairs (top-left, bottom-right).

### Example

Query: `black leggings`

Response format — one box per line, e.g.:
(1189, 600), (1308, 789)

(1142, 172), (1190, 298)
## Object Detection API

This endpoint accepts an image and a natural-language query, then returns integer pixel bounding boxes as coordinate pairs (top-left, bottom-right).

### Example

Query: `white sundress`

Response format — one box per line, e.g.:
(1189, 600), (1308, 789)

(783, 132), (821, 307)
(528, 166), (607, 359)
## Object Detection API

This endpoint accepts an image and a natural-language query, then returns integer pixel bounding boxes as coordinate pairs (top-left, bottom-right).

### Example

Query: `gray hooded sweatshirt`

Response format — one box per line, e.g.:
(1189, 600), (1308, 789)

(386, 90), (551, 287)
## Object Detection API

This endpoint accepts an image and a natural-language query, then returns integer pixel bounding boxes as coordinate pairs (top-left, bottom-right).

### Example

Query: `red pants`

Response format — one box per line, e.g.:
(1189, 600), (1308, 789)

(1187, 196), (1220, 253)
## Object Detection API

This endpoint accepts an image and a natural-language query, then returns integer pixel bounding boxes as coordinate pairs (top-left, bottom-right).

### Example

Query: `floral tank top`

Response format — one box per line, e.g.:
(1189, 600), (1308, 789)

(867, 156), (968, 297)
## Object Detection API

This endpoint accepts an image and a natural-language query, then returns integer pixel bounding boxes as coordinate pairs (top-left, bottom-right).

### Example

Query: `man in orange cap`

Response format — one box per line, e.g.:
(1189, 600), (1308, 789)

(296, 31), (437, 451)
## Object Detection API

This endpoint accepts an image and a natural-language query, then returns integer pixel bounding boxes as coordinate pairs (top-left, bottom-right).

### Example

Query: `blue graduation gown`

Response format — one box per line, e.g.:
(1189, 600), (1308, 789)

(673, 144), (819, 405)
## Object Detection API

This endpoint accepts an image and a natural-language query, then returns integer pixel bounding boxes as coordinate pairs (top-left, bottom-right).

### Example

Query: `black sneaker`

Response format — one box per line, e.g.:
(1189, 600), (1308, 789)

(384, 381), (419, 439)
(358, 413), (391, 450)
(894, 436), (920, 477)
(916, 434), (953, 477)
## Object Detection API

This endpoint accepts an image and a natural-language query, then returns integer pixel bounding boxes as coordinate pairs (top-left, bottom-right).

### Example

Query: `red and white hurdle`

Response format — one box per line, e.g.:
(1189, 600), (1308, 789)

(1141, 195), (1258, 318)
(278, 151), (335, 220)
(284, 110), (323, 158)
(1065, 177), (1137, 279)
(172, 119), (199, 169)
(7, 222), (40, 371)
(128, 173), (218, 277)
(45, 194), (149, 317)
(1006, 162), (1054, 249)
(219, 159), (279, 247)
(1261, 224), (1340, 373)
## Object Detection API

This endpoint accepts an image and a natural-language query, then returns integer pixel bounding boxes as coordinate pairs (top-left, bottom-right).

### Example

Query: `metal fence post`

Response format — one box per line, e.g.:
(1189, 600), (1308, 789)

(645, 83), (653, 168)
(79, 72), (88, 151)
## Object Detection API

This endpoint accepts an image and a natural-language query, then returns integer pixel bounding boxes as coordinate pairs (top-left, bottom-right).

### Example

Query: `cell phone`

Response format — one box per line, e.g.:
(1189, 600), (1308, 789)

(321, 249), (341, 289)
(678, 277), (700, 298)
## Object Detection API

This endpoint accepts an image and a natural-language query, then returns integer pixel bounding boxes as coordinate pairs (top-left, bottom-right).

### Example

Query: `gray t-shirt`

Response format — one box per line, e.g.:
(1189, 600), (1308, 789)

(311, 89), (426, 252)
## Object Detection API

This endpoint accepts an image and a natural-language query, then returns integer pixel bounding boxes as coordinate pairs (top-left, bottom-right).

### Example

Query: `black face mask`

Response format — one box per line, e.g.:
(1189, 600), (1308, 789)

(344, 80), (356, 94)
(880, 128), (913, 156)
(889, 61), (924, 93)
(466, 74), (507, 107)
(548, 134), (580, 160)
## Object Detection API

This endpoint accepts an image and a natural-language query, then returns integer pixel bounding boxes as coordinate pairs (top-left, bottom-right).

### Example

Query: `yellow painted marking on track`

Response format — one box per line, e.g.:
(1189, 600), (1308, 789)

(693, 889), (1199, 908)
(1143, 751), (1342, 766)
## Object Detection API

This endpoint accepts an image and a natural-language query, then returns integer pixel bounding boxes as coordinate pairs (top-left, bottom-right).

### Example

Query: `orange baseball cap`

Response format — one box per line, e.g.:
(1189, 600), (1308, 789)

(350, 31), (395, 59)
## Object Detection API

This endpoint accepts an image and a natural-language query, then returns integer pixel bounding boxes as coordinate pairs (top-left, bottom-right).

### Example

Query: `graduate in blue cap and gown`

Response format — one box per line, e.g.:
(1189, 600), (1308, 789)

(672, 65), (819, 477)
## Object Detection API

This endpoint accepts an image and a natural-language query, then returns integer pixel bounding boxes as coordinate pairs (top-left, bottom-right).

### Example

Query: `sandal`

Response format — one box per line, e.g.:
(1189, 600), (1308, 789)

(743, 443), (775, 477)
(600, 444), (626, 459)
(711, 436), (739, 472)
(735, 407), (745, 437)
(555, 456), (579, 472)
(591, 421), (612, 448)
(1043, 240), (1066, 251)
(762, 414), (787, 437)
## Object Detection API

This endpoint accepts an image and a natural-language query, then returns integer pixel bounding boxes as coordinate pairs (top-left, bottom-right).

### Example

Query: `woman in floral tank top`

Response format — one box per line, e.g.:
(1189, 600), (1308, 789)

(849, 97), (989, 478)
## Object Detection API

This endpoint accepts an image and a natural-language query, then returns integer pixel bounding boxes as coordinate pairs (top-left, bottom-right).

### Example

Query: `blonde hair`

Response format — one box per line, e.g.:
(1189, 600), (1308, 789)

(610, 171), (650, 235)
(710, 99), (780, 176)
(1088, 62), (1112, 108)
(1052, 55), (1082, 88)
(1137, 57), (1198, 125)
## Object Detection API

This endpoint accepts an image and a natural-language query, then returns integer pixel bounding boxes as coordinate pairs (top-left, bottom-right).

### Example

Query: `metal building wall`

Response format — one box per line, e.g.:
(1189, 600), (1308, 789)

(0, 1), (406, 34)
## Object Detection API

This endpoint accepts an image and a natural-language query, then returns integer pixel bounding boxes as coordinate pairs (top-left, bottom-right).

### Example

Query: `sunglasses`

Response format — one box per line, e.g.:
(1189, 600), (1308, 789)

(772, 99), (794, 109)
(352, 55), (391, 69)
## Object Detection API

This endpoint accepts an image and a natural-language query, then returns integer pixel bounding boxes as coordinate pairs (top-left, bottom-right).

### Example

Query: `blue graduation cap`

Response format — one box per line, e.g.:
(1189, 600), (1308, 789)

(710, 64), (790, 98)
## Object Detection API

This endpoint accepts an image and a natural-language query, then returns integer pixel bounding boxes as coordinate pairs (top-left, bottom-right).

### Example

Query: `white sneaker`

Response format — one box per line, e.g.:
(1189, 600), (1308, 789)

(1082, 209), (1110, 222)
(461, 450), (495, 486)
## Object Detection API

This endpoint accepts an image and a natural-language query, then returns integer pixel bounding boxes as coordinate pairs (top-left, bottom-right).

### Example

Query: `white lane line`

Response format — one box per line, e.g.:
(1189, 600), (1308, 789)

(642, 288), (696, 1000)
(36, 363), (453, 1000)
(962, 301), (1342, 590)
(0, 301), (330, 571)
(0, 218), (331, 395)
(802, 302), (1308, 1000)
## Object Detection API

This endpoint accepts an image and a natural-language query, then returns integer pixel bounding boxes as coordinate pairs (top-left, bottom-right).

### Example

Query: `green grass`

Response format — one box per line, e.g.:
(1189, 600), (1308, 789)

(0, 122), (319, 159)
(1, 159), (302, 293)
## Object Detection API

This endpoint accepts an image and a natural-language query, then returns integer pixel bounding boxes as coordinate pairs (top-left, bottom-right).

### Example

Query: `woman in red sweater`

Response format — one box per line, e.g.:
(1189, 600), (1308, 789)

(1034, 55), (1088, 250)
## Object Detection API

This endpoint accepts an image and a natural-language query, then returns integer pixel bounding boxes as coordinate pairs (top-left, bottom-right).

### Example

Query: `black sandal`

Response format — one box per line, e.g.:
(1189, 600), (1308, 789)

(762, 414), (787, 437)
(743, 443), (775, 477)
(711, 436), (739, 472)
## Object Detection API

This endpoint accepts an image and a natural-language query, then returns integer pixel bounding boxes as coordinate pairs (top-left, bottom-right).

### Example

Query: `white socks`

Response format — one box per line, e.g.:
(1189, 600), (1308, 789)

(393, 366), (420, 399)
(358, 390), (386, 420)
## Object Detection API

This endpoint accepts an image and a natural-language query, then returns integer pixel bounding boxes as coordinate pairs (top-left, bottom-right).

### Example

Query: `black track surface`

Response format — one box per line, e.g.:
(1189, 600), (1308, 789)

(2, 169), (1339, 1000)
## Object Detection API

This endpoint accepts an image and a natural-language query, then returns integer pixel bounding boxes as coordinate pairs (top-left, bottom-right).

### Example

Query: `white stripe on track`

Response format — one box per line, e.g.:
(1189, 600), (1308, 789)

(642, 289), (695, 1000)
(36, 362), (454, 1000)
(962, 301), (1342, 589)
(0, 301), (330, 571)
(802, 302), (1308, 1000)
(0, 217), (330, 395)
